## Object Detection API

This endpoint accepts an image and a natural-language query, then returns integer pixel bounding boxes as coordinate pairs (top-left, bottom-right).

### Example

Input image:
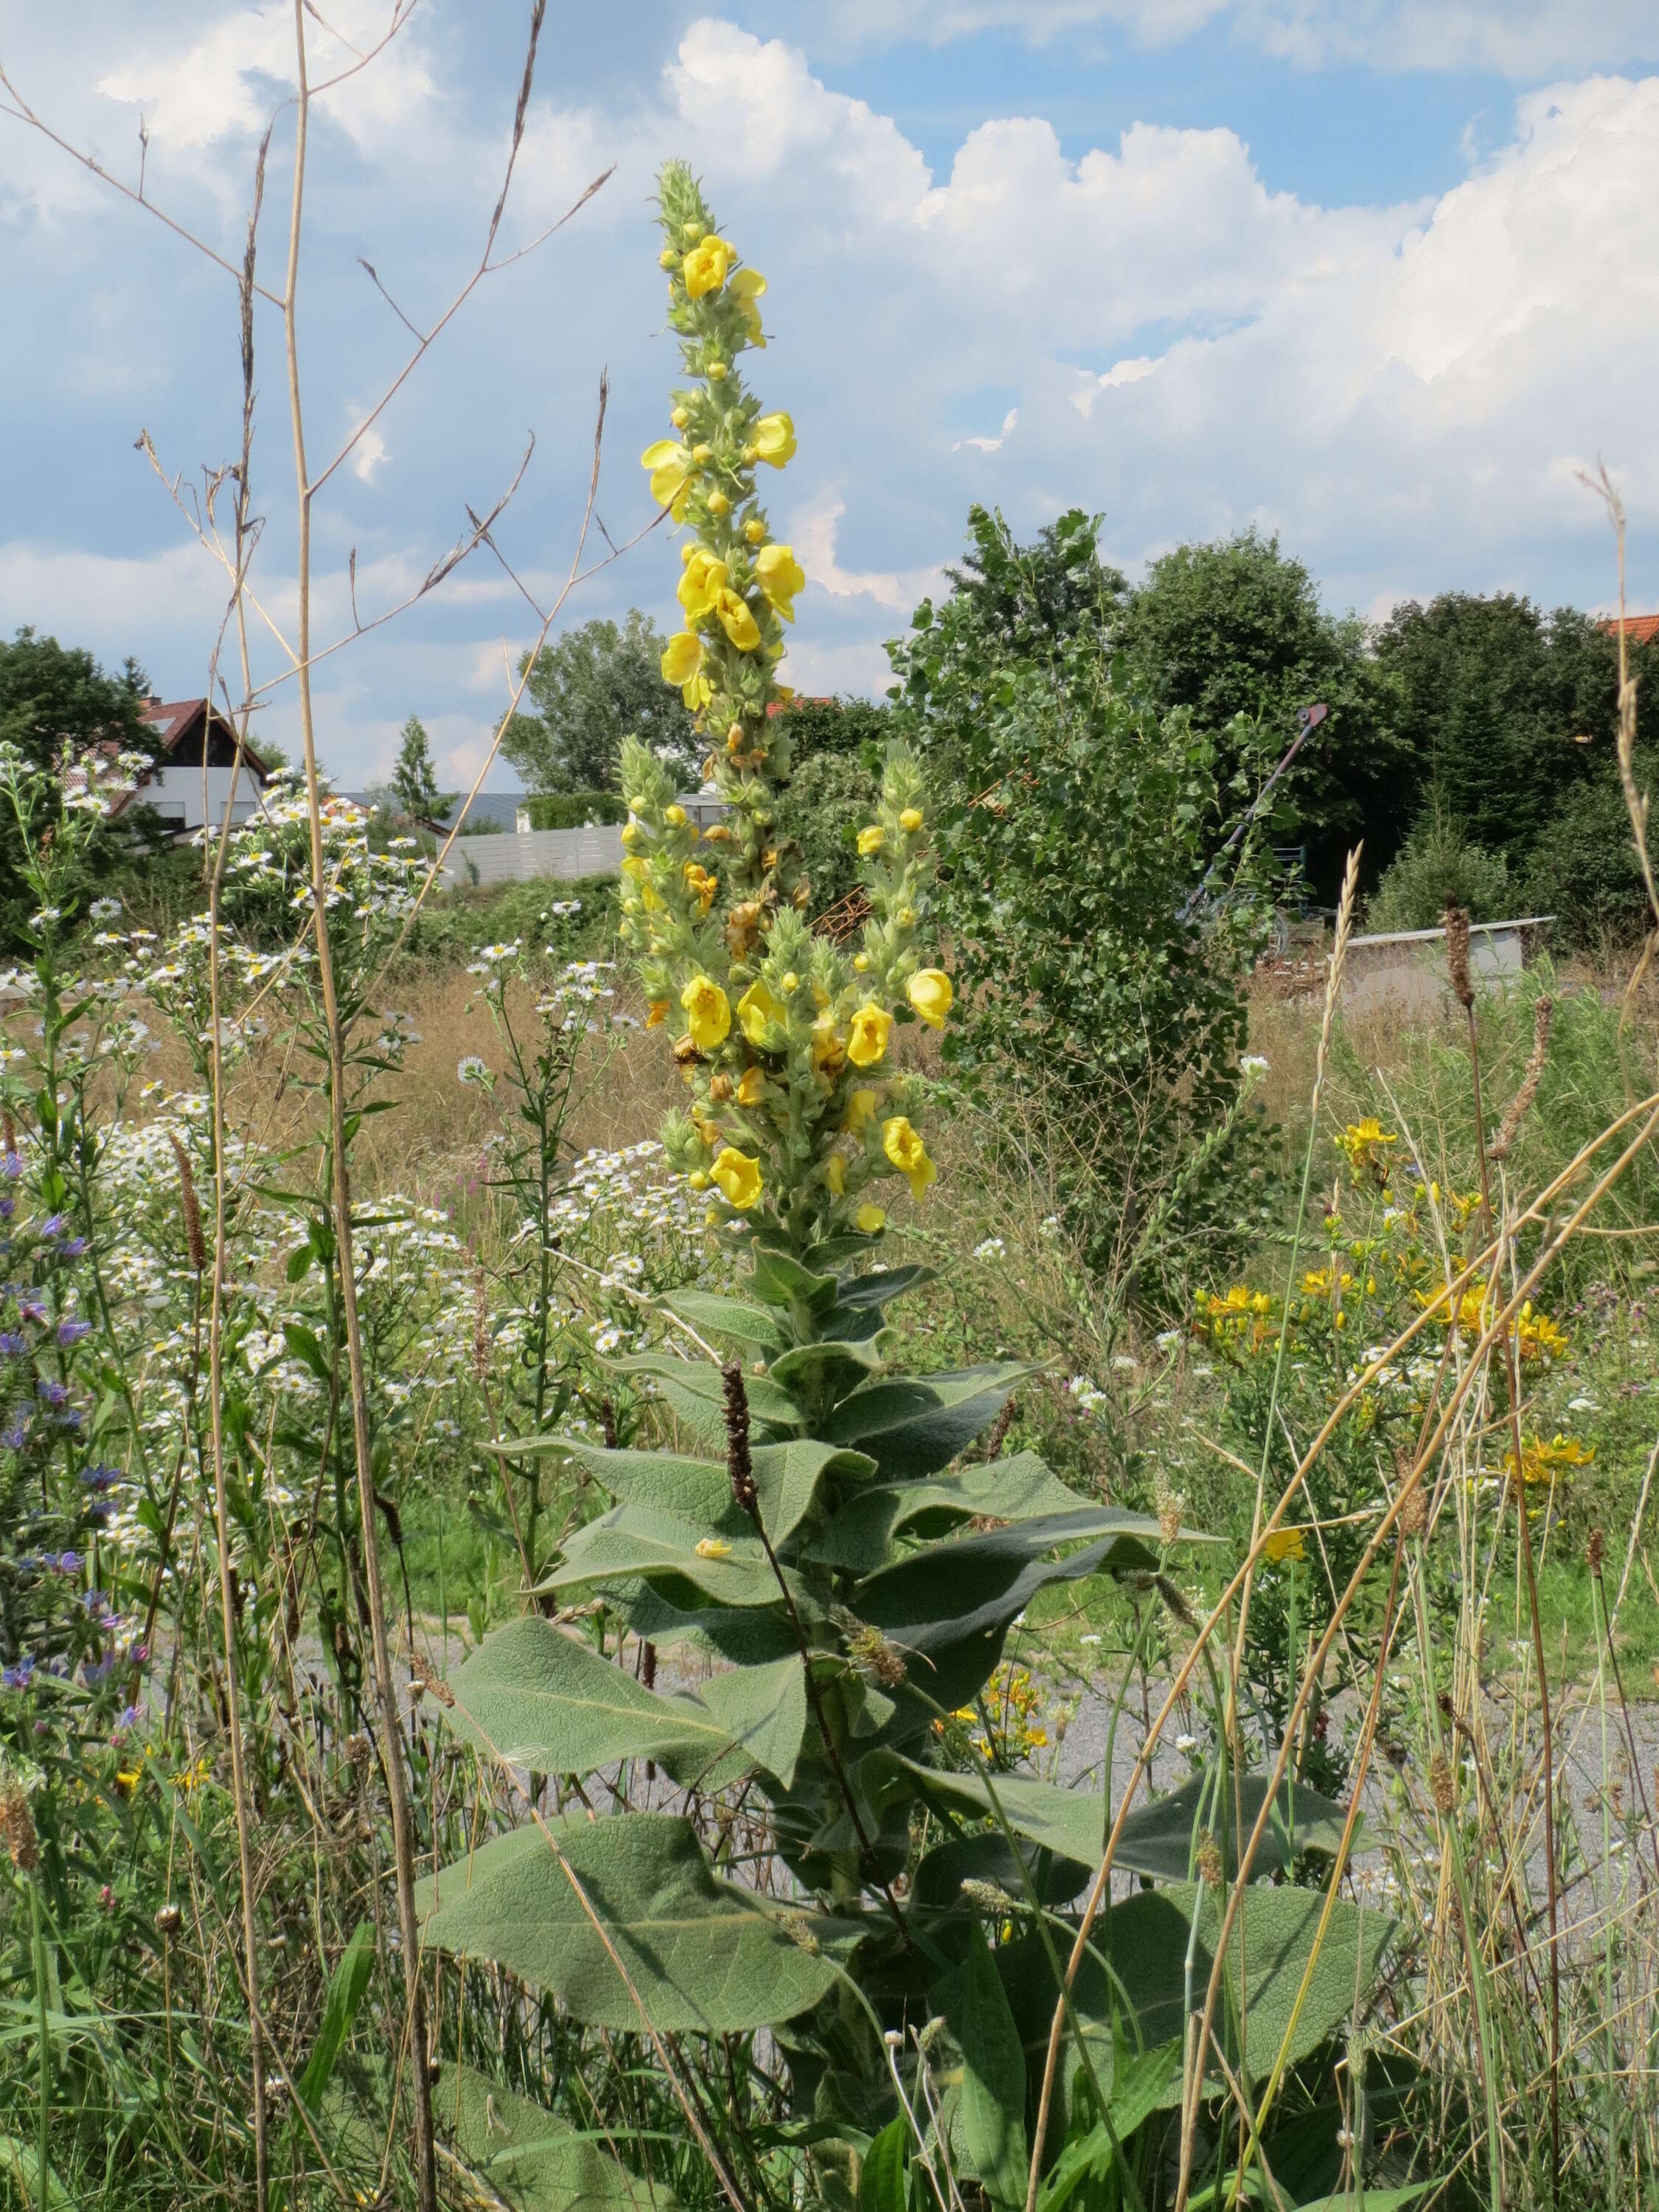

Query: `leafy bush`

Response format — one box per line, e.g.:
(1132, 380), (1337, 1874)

(1523, 768), (1653, 947)
(1365, 806), (1512, 932)
(790, 746), (881, 914)
(890, 507), (1271, 1295)
(518, 788), (629, 830)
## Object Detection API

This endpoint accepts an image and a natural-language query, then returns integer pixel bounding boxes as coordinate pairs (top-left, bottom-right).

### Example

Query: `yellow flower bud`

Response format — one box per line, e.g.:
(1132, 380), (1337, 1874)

(692, 443), (713, 465)
(670, 405), (689, 428)
(707, 490), (730, 516)
(855, 1203), (886, 1235)
(781, 972), (799, 993)
(688, 1169), (709, 1189)
(853, 951), (869, 972)
(825, 1153), (846, 1195)
(682, 220), (703, 242)
(742, 445), (759, 465)
(621, 821), (641, 846)
(744, 518), (767, 545)
(708, 361), (728, 380)
(751, 413), (796, 467)
(900, 807), (923, 832)
(665, 804), (687, 826)
(659, 247), (678, 269)
(858, 825), (885, 857)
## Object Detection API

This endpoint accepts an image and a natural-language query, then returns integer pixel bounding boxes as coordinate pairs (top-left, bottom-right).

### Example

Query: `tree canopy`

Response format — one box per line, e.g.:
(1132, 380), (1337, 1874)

(502, 611), (700, 793)
(387, 714), (456, 824)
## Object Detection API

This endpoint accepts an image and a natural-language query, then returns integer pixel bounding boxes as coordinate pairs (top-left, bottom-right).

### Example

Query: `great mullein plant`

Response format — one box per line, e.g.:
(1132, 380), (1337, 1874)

(419, 167), (1388, 2212)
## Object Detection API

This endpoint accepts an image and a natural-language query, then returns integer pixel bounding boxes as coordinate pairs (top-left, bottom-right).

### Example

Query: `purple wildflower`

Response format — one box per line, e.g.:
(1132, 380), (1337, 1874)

(39, 1215), (64, 1239)
(36, 1380), (68, 1408)
(57, 1318), (91, 1346)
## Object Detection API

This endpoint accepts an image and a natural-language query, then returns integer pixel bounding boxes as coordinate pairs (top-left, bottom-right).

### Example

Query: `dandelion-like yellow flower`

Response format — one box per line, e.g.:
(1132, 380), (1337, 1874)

(1505, 1433), (1594, 1486)
(681, 975), (731, 1052)
(883, 1115), (936, 1200)
(846, 1004), (891, 1068)
(1517, 1301), (1570, 1360)
(711, 1146), (762, 1209)
(907, 969), (953, 1029)
(1262, 1527), (1307, 1565)
(1336, 1118), (1397, 1178)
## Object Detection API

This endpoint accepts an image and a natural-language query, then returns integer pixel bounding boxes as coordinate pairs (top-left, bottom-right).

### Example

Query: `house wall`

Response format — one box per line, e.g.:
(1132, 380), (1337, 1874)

(138, 762), (265, 832)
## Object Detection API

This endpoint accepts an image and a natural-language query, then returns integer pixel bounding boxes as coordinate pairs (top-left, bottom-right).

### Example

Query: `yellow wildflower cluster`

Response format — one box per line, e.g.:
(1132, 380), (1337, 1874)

(622, 161), (951, 1248)
(1503, 1432), (1594, 1487)
(1336, 1118), (1398, 1185)
(1415, 1277), (1570, 1360)
(1192, 1283), (1279, 1357)
(933, 1663), (1050, 1764)
(1262, 1526), (1308, 1565)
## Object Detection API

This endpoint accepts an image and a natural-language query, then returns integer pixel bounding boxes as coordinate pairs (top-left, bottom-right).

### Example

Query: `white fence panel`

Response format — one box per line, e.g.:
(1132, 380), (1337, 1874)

(440, 825), (624, 886)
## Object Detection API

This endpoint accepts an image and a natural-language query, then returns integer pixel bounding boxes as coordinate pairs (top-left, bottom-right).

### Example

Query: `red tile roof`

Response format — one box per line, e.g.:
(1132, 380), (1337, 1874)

(1600, 613), (1659, 647)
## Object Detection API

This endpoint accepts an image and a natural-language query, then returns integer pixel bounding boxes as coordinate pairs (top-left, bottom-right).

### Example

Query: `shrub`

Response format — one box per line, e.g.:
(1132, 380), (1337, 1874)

(518, 788), (628, 830)
(790, 745), (881, 914)
(1523, 768), (1653, 947)
(1365, 805), (1511, 932)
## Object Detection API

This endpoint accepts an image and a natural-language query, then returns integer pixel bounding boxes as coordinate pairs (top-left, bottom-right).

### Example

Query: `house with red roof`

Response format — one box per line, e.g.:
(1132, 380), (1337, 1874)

(117, 698), (274, 838)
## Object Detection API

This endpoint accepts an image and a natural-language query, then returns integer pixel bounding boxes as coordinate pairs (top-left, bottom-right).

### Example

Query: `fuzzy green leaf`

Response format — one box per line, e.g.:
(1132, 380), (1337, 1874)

(439, 1617), (735, 1774)
(434, 2062), (676, 2211)
(810, 1451), (1086, 1573)
(698, 1655), (810, 1789)
(660, 1288), (783, 1352)
(417, 1813), (851, 2032)
(769, 1338), (888, 1411)
(540, 1504), (792, 1609)
(822, 1365), (1032, 1478)
(548, 1435), (872, 1551)
(936, 1919), (1029, 2206)
(604, 1354), (800, 1447)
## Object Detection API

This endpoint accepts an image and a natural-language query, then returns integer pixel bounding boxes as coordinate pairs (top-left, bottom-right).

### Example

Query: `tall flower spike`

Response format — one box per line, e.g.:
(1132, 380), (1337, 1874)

(623, 162), (953, 1257)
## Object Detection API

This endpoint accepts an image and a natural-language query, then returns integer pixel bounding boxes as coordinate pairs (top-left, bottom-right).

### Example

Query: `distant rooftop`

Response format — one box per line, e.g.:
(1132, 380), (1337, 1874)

(1599, 613), (1659, 647)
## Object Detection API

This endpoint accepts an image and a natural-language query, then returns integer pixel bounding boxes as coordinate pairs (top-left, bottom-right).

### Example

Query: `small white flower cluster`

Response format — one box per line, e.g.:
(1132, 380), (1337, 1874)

(973, 1237), (1006, 1262)
(1067, 1374), (1107, 1414)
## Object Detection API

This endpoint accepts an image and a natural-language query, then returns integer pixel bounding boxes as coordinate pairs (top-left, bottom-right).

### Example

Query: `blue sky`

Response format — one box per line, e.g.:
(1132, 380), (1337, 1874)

(2, 2), (1657, 790)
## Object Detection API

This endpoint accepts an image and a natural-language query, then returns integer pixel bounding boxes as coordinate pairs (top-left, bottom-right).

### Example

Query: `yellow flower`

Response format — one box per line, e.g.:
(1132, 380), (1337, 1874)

(1517, 1301), (1570, 1360)
(711, 1147), (762, 1209)
(1506, 1432), (1594, 1486)
(755, 543), (805, 622)
(855, 1202), (886, 1234)
(737, 1063), (767, 1107)
(743, 518), (767, 546)
(811, 1015), (846, 1074)
(900, 806), (923, 832)
(665, 804), (687, 827)
(883, 1115), (936, 1200)
(661, 630), (709, 709)
(678, 549), (728, 622)
(847, 1004), (891, 1068)
(750, 411), (796, 467)
(646, 998), (670, 1029)
(825, 1153), (846, 1195)
(707, 490), (730, 517)
(731, 265), (767, 345)
(738, 978), (784, 1046)
(858, 825), (886, 857)
(641, 438), (692, 516)
(684, 861), (718, 915)
(695, 1537), (733, 1560)
(1263, 1527), (1307, 1565)
(716, 588), (762, 652)
(681, 975), (731, 1051)
(1336, 1118), (1397, 1178)
(682, 234), (733, 298)
(843, 1088), (880, 1132)
(907, 969), (953, 1029)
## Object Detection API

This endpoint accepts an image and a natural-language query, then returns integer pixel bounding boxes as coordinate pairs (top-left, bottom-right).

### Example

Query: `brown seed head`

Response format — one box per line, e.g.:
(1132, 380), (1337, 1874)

(1397, 1478), (1428, 1539)
(154, 1900), (183, 1938)
(1429, 1750), (1456, 1814)
(1444, 902), (1473, 1010)
(723, 1361), (757, 1517)
(1155, 1481), (1184, 1547)
(0, 1784), (38, 1873)
(168, 1132), (207, 1274)
(1194, 1831), (1225, 1886)
(1586, 1528), (1606, 1576)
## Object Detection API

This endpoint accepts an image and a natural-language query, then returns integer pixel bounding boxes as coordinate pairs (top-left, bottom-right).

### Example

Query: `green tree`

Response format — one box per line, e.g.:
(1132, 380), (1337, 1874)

(503, 611), (700, 793)
(1114, 529), (1404, 897)
(1368, 593), (1638, 860)
(891, 509), (1273, 1303)
(0, 628), (164, 939)
(387, 714), (456, 823)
